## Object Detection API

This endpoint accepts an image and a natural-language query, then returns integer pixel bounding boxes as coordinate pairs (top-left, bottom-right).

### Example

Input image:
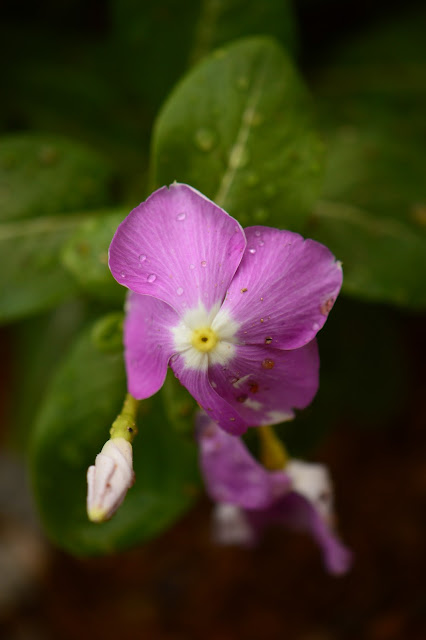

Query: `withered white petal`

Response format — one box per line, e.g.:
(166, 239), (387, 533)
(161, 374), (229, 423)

(286, 459), (333, 524)
(212, 503), (255, 546)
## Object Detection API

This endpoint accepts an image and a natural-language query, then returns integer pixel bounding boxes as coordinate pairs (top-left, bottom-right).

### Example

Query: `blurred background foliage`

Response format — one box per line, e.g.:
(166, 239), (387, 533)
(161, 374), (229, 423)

(0, 1), (425, 634)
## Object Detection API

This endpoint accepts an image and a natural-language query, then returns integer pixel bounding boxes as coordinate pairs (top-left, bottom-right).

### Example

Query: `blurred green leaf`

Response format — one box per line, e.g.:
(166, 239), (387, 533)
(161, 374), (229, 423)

(9, 300), (90, 452)
(162, 370), (197, 436)
(61, 210), (127, 304)
(30, 322), (200, 555)
(0, 134), (115, 222)
(91, 312), (124, 354)
(152, 37), (323, 230)
(308, 200), (426, 307)
(0, 216), (82, 323)
(310, 8), (426, 308)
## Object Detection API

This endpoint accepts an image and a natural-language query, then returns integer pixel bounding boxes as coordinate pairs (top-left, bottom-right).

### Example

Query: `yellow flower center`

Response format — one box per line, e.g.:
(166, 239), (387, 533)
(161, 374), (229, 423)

(190, 326), (218, 352)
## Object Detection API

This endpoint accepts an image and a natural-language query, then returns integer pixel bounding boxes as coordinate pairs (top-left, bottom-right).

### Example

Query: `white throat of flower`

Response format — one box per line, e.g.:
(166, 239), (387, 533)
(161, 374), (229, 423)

(171, 302), (239, 371)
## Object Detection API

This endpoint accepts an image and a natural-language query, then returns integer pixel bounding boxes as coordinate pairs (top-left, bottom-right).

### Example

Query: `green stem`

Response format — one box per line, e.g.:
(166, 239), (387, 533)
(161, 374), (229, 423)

(258, 425), (289, 471)
(109, 393), (139, 443)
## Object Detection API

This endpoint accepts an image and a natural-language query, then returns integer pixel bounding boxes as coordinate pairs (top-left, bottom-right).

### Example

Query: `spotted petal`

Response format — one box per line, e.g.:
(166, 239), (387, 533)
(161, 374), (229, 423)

(109, 183), (246, 316)
(221, 227), (342, 350)
(196, 412), (289, 507)
(208, 341), (319, 428)
(171, 357), (247, 435)
(124, 292), (178, 399)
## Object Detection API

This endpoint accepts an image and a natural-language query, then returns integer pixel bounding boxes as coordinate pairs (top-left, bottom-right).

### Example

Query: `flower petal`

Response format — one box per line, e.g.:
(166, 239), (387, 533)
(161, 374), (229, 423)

(124, 292), (178, 399)
(212, 503), (255, 547)
(109, 183), (246, 315)
(249, 492), (353, 575)
(221, 227), (343, 350)
(171, 359), (247, 435)
(196, 412), (289, 508)
(208, 341), (319, 428)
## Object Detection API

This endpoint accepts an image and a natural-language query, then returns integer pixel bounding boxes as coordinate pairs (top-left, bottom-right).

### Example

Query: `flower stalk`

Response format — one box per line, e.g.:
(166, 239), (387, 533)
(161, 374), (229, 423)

(109, 393), (139, 443)
(258, 425), (289, 471)
(87, 394), (139, 523)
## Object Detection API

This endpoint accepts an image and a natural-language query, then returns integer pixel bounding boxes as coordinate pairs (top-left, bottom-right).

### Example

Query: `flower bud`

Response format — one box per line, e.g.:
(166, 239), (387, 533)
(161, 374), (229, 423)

(86, 437), (135, 523)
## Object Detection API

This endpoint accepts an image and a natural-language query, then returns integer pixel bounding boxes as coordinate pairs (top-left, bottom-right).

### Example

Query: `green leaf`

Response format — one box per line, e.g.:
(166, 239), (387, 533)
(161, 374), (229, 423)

(151, 37), (323, 230)
(308, 200), (426, 307)
(61, 211), (127, 304)
(0, 216), (82, 323)
(8, 300), (90, 452)
(0, 134), (115, 222)
(30, 323), (200, 555)
(310, 9), (426, 308)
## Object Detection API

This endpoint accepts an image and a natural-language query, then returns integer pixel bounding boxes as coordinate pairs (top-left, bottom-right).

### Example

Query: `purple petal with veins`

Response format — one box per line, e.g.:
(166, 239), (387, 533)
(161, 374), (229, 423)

(222, 226), (343, 350)
(109, 184), (342, 432)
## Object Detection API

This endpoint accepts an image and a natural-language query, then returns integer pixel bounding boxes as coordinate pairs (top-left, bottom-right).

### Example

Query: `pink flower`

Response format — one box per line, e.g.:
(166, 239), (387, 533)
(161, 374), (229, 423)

(197, 413), (352, 575)
(109, 183), (342, 435)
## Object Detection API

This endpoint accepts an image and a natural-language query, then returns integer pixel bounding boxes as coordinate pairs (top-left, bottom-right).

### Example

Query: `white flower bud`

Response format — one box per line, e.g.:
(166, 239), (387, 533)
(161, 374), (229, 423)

(286, 459), (334, 524)
(86, 437), (135, 523)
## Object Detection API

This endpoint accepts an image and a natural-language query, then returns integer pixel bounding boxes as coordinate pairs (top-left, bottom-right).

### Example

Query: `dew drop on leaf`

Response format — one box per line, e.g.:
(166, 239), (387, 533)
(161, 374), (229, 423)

(194, 128), (216, 152)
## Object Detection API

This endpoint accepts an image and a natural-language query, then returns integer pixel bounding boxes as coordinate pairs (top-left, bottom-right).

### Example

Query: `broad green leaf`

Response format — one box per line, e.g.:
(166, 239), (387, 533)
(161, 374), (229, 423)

(9, 300), (90, 452)
(308, 200), (426, 307)
(30, 323), (200, 555)
(310, 9), (426, 307)
(0, 134), (114, 222)
(151, 37), (323, 230)
(0, 216), (82, 323)
(61, 211), (127, 304)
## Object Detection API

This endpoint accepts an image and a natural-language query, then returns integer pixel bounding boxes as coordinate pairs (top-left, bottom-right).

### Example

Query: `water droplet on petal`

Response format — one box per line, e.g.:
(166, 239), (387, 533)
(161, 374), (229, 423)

(312, 322), (320, 331)
(176, 211), (186, 221)
(120, 271), (126, 278)
(194, 128), (216, 152)
(201, 260), (207, 268)
(147, 274), (157, 283)
(262, 359), (275, 370)
(248, 248), (256, 255)
(254, 230), (261, 237)
(138, 254), (147, 263)
(189, 263), (195, 270)
(176, 287), (184, 296)
(259, 240), (264, 247)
